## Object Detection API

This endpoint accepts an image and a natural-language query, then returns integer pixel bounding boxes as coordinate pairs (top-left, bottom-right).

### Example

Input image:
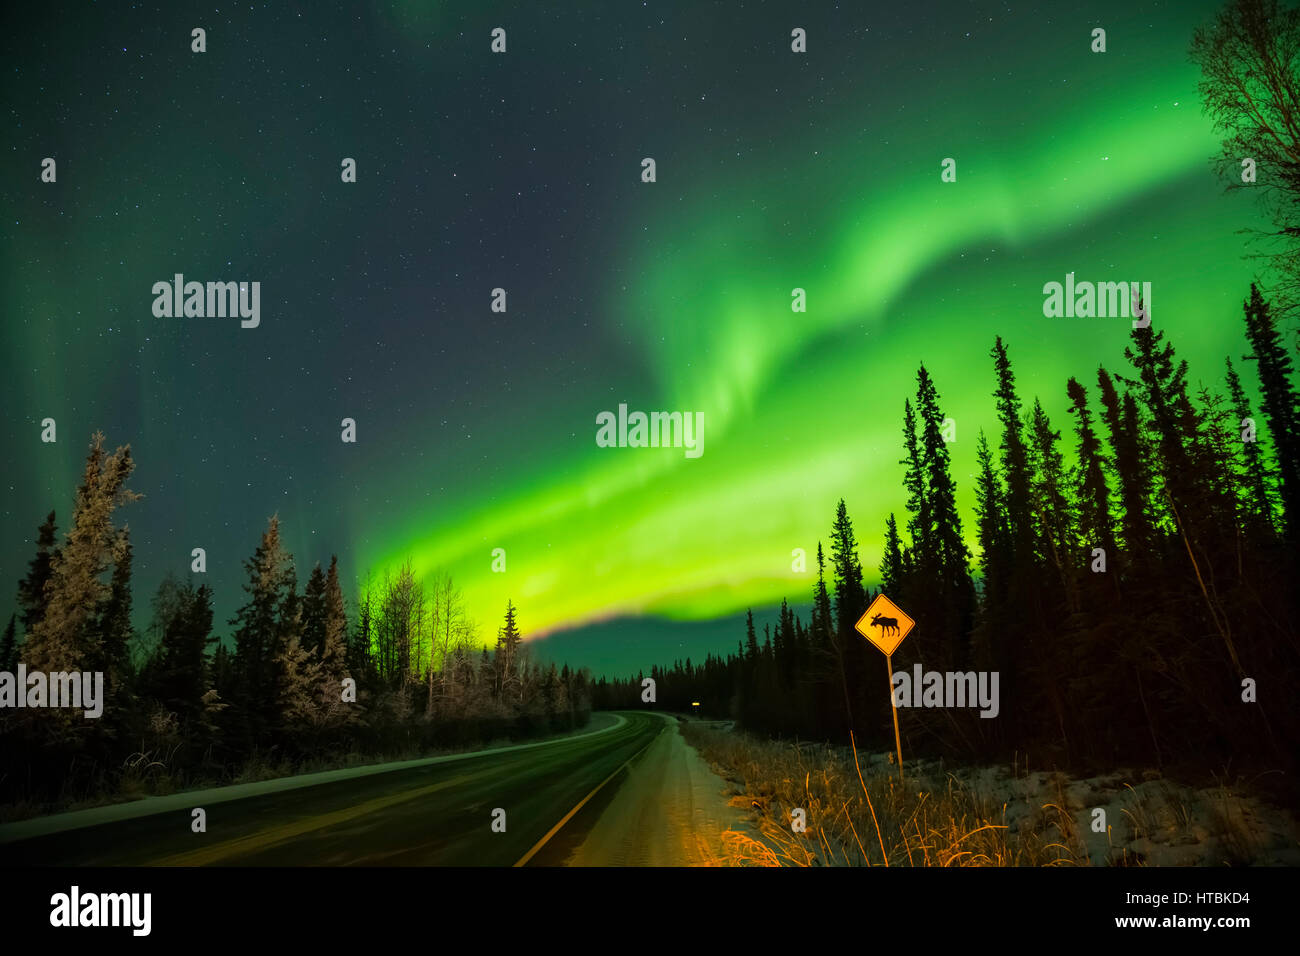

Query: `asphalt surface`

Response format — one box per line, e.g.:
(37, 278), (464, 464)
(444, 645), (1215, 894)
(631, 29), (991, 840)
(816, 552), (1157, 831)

(0, 711), (671, 866)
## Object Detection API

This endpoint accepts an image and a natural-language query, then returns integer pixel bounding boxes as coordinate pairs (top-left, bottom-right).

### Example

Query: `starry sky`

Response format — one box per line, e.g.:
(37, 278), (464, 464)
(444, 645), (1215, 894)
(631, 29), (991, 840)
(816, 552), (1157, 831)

(0, 1), (1274, 675)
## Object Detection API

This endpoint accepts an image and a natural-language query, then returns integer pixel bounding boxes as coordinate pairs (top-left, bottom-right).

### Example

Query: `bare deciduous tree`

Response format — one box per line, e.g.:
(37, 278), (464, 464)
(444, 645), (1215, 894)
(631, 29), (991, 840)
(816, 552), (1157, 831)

(1193, 0), (1300, 317)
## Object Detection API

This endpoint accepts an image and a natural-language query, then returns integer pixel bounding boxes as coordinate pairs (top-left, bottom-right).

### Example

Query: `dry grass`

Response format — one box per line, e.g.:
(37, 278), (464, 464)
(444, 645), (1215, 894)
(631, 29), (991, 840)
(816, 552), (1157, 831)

(683, 721), (1300, 867)
(1205, 774), (1261, 866)
(683, 720), (1082, 867)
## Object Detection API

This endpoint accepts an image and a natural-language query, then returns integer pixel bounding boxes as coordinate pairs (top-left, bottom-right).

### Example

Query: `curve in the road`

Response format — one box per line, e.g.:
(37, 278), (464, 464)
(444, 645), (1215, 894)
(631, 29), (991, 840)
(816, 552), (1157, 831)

(0, 712), (628, 847)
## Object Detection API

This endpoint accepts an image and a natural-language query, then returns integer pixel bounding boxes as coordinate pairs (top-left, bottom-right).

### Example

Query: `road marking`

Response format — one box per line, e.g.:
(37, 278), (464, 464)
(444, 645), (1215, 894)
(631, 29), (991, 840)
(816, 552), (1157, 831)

(0, 713), (629, 846)
(513, 720), (663, 867)
(151, 716), (647, 866)
(150, 773), (483, 866)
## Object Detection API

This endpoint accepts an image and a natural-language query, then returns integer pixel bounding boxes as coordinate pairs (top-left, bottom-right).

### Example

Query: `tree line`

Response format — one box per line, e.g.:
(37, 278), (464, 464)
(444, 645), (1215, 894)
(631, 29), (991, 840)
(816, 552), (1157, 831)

(595, 285), (1300, 776)
(1, 463), (592, 807)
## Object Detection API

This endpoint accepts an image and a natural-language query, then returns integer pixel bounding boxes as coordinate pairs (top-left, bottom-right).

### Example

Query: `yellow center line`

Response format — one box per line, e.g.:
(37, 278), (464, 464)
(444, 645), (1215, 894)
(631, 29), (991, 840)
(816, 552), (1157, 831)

(513, 724), (663, 867)
(150, 715), (652, 867)
(151, 772), (487, 867)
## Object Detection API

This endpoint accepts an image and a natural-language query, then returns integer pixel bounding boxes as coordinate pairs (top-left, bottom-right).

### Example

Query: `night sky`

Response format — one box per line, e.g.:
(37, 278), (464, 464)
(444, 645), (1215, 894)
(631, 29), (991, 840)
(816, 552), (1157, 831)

(1, 1), (1272, 675)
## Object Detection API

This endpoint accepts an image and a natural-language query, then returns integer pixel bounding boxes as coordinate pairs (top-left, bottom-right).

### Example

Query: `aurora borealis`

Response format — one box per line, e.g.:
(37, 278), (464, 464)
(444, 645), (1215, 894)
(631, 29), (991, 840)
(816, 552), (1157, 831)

(1, 1), (1275, 673)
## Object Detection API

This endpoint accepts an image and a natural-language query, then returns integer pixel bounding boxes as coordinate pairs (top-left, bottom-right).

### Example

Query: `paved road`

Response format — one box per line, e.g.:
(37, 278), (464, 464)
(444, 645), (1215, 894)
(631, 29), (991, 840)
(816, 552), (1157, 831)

(0, 711), (675, 867)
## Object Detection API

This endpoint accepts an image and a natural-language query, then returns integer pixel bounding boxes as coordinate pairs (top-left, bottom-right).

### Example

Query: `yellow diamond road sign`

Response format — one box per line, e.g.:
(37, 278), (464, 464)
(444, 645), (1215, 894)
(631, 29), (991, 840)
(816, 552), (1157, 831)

(855, 594), (914, 656)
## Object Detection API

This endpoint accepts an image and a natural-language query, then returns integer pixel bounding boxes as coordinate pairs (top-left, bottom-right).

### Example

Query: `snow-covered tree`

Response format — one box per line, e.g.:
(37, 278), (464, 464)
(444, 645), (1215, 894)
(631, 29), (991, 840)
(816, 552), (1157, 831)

(23, 433), (139, 675)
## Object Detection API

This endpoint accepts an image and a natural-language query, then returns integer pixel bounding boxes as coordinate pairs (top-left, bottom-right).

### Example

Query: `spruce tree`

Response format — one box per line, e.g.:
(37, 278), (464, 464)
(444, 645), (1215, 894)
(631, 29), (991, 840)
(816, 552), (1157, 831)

(811, 544), (834, 643)
(1023, 399), (1082, 747)
(496, 600), (522, 689)
(96, 528), (135, 683)
(0, 614), (16, 672)
(744, 608), (759, 660)
(915, 364), (977, 669)
(1066, 377), (1116, 563)
(229, 515), (298, 744)
(24, 434), (139, 674)
(827, 499), (873, 742)
(148, 578), (216, 727)
(348, 586), (375, 689)
(211, 642), (234, 703)
(1096, 367), (1157, 558)
(1028, 399), (1077, 608)
(828, 499), (866, 640)
(1241, 283), (1300, 545)
(1192, 385), (1251, 535)
(991, 337), (1035, 559)
(16, 511), (57, 636)
(276, 629), (321, 739)
(1123, 325), (1199, 506)
(301, 563), (328, 658)
(971, 429), (1011, 682)
(776, 598), (796, 686)
(1224, 355), (1276, 529)
(900, 400), (930, 563)
(321, 555), (349, 678)
(879, 514), (905, 598)
(972, 430), (1008, 598)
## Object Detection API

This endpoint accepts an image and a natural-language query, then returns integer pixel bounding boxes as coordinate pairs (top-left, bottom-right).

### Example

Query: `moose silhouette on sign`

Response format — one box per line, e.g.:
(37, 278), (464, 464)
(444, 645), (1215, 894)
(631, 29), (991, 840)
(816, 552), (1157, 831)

(870, 613), (900, 637)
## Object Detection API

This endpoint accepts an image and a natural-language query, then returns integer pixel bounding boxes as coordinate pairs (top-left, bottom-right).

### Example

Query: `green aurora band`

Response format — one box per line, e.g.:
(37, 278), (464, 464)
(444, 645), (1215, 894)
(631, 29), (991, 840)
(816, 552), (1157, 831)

(1, 2), (1275, 651)
(360, 22), (1272, 640)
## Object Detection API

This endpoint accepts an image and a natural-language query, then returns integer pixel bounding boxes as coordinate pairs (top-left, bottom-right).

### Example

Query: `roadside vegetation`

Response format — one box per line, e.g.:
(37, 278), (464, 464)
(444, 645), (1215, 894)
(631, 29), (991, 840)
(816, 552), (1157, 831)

(681, 719), (1300, 867)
